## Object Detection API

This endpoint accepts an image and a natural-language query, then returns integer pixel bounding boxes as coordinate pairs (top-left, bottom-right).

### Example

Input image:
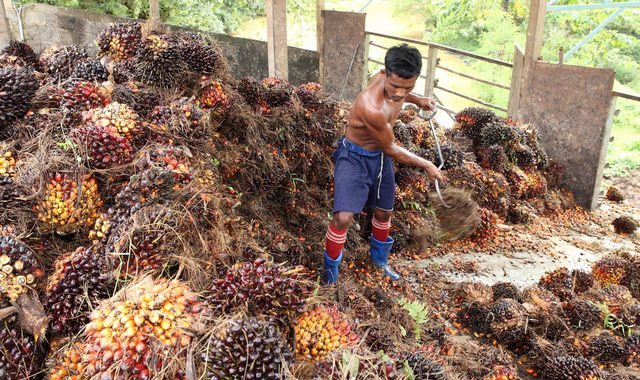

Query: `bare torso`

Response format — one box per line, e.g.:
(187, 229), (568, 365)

(346, 74), (403, 151)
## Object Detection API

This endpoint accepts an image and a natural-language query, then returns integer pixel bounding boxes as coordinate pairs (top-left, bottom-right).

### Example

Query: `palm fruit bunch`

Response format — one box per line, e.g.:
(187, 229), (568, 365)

(97, 22), (143, 61)
(466, 164), (511, 215)
(457, 302), (492, 334)
(237, 76), (267, 112)
(262, 76), (294, 108)
(175, 31), (223, 75)
(0, 65), (39, 127)
(44, 246), (111, 336)
(83, 101), (141, 142)
(405, 120), (426, 146)
(514, 145), (538, 169)
(1, 40), (39, 68)
(135, 146), (195, 187)
(612, 216), (638, 235)
(48, 343), (87, 380)
(572, 270), (595, 294)
(196, 78), (229, 118)
(606, 186), (624, 203)
(394, 122), (413, 146)
(542, 355), (603, 380)
(134, 32), (185, 88)
(0, 52), (26, 67)
(488, 298), (526, 333)
(455, 107), (500, 142)
(431, 144), (464, 170)
(478, 121), (516, 148)
(419, 119), (448, 150)
(203, 317), (292, 379)
(469, 207), (498, 242)
(621, 259), (640, 300)
(504, 165), (529, 199)
(484, 366), (517, 380)
(478, 144), (508, 173)
(106, 207), (177, 277)
(0, 143), (16, 177)
(563, 299), (601, 330)
(110, 81), (161, 117)
(34, 173), (103, 235)
(598, 285), (633, 315)
(492, 282), (522, 302)
(294, 306), (358, 360)
(0, 235), (43, 301)
(592, 257), (627, 287)
(588, 331), (626, 363)
(625, 333), (640, 365)
(397, 352), (447, 380)
(53, 278), (205, 379)
(295, 82), (324, 114)
(72, 124), (134, 169)
(111, 59), (136, 83)
(88, 211), (112, 244)
(207, 257), (314, 316)
(72, 59), (108, 82)
(621, 303), (640, 326)
(41, 45), (88, 82)
(538, 267), (575, 301)
(522, 169), (547, 198)
(0, 299), (40, 379)
(543, 159), (566, 189)
(60, 80), (110, 119)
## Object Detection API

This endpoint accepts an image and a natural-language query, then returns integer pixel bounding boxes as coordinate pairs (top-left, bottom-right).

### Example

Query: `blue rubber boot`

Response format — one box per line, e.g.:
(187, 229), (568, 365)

(322, 251), (343, 285)
(369, 236), (400, 281)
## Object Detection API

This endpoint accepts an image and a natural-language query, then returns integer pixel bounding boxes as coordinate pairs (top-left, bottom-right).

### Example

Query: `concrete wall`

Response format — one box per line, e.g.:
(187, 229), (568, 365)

(517, 61), (615, 210)
(1, 1), (318, 85)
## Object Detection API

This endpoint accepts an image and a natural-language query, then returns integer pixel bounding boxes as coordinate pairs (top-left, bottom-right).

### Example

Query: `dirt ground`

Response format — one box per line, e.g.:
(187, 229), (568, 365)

(413, 180), (639, 289)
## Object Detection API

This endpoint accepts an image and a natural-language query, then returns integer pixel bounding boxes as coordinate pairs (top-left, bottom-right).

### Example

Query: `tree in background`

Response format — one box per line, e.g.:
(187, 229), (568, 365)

(23, 0), (265, 34)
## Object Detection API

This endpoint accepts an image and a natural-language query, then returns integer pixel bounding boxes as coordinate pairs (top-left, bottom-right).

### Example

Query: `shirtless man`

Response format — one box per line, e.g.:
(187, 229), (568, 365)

(322, 44), (444, 285)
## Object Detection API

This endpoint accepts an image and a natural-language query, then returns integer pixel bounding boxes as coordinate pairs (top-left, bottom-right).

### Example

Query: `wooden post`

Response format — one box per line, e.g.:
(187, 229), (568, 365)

(149, 0), (161, 29)
(517, 0), (546, 120)
(0, 0), (12, 46)
(361, 33), (370, 90)
(524, 0), (546, 64)
(317, 0), (325, 84)
(266, 0), (288, 80)
(424, 47), (438, 97)
(507, 44), (525, 118)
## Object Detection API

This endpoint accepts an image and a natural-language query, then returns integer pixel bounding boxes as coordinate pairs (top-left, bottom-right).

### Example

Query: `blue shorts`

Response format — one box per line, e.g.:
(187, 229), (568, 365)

(332, 137), (395, 214)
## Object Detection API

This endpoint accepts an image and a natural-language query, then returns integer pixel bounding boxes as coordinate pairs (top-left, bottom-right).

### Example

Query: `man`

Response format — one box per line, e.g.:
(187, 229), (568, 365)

(323, 43), (444, 285)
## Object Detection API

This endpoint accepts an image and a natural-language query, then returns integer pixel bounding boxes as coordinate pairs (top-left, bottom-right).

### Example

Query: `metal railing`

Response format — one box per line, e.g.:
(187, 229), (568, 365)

(362, 31), (513, 118)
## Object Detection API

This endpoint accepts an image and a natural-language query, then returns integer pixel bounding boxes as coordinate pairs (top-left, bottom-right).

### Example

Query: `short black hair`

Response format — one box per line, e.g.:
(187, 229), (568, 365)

(384, 44), (422, 79)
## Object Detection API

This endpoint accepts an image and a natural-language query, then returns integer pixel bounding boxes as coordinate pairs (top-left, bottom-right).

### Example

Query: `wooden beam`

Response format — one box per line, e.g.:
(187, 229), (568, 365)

(424, 47), (438, 97)
(508, 44), (525, 118)
(524, 0), (546, 63)
(149, 0), (161, 29)
(0, 0), (12, 46)
(266, 0), (288, 80)
(317, 0), (325, 84)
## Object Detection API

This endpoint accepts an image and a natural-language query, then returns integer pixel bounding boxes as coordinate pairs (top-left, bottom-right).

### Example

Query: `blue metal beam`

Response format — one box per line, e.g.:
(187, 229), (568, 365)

(548, 1), (640, 12)
(564, 8), (624, 60)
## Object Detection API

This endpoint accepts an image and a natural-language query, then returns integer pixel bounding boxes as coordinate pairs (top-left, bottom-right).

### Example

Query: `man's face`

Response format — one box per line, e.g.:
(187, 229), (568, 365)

(382, 70), (417, 103)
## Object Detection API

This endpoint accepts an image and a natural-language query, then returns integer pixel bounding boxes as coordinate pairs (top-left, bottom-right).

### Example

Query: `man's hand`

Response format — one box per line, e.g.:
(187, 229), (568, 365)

(423, 161), (445, 182)
(416, 96), (436, 112)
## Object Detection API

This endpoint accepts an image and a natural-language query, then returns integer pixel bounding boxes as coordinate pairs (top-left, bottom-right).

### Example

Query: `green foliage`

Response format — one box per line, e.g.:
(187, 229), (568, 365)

(23, 0), (265, 33)
(397, 298), (429, 342)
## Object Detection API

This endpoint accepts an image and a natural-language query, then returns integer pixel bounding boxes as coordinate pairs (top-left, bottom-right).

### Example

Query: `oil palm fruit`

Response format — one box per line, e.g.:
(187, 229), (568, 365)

(34, 173), (103, 235)
(0, 66), (38, 128)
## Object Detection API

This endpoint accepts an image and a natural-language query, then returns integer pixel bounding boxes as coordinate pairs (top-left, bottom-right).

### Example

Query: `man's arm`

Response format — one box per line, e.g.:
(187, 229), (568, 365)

(406, 93), (436, 111)
(363, 108), (443, 181)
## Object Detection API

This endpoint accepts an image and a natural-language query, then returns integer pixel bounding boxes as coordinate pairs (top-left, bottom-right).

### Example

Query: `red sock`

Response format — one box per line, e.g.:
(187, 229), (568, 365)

(372, 217), (391, 242)
(325, 224), (347, 260)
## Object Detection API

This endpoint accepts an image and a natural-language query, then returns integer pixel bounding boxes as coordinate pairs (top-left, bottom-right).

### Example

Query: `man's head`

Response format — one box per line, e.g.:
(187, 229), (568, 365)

(381, 44), (422, 102)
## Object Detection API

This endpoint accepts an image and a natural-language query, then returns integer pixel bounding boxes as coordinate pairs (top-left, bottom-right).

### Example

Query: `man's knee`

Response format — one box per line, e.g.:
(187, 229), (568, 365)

(332, 212), (354, 230)
(374, 208), (393, 222)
